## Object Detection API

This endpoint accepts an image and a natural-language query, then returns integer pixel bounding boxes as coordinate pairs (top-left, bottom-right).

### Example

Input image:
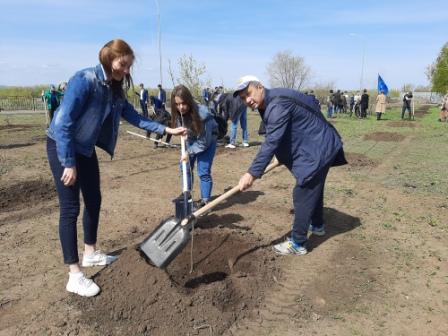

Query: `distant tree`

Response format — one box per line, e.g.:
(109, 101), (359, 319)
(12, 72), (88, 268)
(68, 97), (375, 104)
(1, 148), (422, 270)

(388, 89), (401, 98)
(414, 84), (432, 92)
(431, 42), (448, 94)
(267, 50), (311, 90)
(310, 81), (336, 104)
(402, 83), (415, 92)
(167, 59), (177, 88)
(0, 86), (46, 98)
(177, 54), (207, 100)
(425, 63), (434, 85)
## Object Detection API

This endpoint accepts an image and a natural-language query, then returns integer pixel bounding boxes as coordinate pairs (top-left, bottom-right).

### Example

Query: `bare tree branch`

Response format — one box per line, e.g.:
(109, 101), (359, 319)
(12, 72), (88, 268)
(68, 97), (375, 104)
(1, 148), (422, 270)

(267, 51), (312, 90)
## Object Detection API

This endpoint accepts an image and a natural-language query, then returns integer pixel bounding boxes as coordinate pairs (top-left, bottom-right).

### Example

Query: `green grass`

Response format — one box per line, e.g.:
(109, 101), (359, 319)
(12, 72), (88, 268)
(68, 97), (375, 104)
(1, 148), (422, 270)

(331, 106), (448, 197)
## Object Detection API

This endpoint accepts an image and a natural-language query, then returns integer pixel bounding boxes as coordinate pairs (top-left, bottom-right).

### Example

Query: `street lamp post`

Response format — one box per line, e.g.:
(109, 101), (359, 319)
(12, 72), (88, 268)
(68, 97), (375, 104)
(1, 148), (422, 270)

(350, 33), (366, 92)
(154, 0), (162, 86)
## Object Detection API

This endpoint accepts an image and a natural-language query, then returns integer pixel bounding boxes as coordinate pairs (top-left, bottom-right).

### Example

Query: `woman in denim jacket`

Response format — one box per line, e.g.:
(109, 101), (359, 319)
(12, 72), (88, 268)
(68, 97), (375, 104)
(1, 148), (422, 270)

(170, 85), (218, 208)
(46, 39), (186, 297)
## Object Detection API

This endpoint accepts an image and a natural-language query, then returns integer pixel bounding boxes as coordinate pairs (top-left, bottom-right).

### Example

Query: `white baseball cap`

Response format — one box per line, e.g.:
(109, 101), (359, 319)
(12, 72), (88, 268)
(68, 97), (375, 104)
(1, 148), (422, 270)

(233, 75), (261, 97)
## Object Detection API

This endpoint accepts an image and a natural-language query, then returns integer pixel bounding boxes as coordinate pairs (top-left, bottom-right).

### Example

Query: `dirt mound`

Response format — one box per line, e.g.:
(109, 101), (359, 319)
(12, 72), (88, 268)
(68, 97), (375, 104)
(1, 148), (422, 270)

(363, 132), (405, 142)
(0, 143), (36, 149)
(345, 152), (378, 168)
(73, 229), (280, 336)
(0, 124), (36, 131)
(413, 104), (431, 117)
(387, 121), (417, 128)
(0, 179), (56, 212)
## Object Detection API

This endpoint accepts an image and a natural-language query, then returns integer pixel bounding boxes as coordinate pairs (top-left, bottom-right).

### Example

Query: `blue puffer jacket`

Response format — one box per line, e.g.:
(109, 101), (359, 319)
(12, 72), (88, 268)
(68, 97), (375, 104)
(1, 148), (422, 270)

(177, 105), (218, 155)
(249, 88), (346, 186)
(47, 64), (166, 167)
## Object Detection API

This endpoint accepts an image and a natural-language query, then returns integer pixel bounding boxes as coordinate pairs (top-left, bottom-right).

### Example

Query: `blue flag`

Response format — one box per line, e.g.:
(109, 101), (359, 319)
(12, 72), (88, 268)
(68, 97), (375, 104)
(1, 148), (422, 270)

(377, 74), (389, 95)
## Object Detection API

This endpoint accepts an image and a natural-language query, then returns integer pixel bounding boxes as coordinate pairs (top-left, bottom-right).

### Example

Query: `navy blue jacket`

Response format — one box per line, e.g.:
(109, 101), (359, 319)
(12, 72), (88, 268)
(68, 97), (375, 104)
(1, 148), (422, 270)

(249, 88), (346, 186)
(220, 94), (246, 123)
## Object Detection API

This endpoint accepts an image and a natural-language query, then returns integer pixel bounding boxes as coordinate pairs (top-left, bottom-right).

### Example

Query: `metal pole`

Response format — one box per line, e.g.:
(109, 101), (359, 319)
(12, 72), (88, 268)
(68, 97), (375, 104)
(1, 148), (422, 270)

(350, 33), (365, 92)
(360, 38), (365, 91)
(154, 0), (162, 86)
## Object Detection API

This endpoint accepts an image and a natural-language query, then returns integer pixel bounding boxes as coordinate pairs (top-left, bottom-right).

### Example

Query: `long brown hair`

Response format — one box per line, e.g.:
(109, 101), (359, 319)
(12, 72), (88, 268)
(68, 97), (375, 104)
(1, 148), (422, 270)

(170, 85), (203, 135)
(98, 39), (134, 97)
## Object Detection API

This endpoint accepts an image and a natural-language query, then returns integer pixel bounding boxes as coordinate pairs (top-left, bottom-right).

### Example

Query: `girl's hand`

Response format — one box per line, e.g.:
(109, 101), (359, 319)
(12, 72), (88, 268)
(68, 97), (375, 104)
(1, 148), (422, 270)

(166, 127), (187, 136)
(61, 167), (77, 187)
(180, 153), (189, 162)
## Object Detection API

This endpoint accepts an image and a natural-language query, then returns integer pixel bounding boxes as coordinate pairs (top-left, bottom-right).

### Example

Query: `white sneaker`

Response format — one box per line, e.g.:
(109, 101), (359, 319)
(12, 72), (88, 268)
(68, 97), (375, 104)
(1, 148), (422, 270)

(66, 272), (100, 297)
(225, 143), (236, 149)
(242, 142), (250, 147)
(82, 250), (118, 267)
(273, 238), (307, 255)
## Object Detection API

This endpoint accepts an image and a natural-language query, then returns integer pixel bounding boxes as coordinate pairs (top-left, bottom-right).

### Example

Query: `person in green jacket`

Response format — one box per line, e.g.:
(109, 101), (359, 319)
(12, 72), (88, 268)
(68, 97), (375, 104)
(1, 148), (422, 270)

(42, 84), (64, 124)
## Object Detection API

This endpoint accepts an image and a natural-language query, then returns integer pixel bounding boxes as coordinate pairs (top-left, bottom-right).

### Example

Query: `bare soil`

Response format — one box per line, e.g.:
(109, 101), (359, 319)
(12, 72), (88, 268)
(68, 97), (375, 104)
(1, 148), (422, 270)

(1, 117), (447, 336)
(386, 121), (417, 128)
(363, 131), (405, 142)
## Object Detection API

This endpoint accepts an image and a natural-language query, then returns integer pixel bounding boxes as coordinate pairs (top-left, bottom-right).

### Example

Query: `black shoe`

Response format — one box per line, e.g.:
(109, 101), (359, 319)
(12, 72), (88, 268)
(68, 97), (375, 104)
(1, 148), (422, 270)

(193, 200), (207, 211)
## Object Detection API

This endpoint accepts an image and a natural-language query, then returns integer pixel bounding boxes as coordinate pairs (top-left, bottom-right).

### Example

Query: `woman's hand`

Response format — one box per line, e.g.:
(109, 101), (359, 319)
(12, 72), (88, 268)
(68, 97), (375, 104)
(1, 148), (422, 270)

(61, 167), (77, 187)
(166, 127), (187, 136)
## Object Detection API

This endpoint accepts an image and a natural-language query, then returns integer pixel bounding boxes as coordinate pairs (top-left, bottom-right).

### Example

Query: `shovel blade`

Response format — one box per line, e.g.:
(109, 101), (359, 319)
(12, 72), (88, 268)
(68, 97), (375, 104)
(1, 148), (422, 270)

(140, 217), (191, 268)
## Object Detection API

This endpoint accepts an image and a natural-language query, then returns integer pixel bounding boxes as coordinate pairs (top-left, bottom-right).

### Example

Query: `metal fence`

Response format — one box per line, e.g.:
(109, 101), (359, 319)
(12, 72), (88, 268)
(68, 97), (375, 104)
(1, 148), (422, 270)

(0, 95), (144, 112)
(0, 96), (47, 111)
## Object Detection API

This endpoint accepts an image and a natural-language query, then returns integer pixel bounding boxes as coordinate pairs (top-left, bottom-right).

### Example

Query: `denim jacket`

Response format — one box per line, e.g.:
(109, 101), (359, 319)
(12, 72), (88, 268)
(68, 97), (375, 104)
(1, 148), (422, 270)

(47, 64), (166, 167)
(177, 105), (218, 155)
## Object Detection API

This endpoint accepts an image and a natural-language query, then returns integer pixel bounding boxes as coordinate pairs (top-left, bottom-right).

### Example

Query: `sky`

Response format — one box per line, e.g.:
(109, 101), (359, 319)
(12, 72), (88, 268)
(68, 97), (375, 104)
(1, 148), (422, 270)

(0, 0), (446, 90)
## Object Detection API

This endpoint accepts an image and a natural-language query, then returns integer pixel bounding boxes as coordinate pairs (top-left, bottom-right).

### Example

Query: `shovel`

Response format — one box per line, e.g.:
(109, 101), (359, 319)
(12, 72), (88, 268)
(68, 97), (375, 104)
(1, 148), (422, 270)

(140, 158), (280, 268)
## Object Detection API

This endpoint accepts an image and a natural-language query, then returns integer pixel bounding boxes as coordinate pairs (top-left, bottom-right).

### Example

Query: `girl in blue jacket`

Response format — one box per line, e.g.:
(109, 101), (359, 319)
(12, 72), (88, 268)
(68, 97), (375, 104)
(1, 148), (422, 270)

(46, 39), (185, 297)
(170, 85), (218, 207)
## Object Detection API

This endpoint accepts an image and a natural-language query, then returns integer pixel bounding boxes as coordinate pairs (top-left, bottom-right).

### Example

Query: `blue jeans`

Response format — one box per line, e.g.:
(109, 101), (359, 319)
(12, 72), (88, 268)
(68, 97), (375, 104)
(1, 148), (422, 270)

(47, 137), (101, 264)
(185, 141), (217, 201)
(327, 105), (334, 118)
(140, 100), (148, 118)
(291, 165), (330, 245)
(229, 109), (248, 144)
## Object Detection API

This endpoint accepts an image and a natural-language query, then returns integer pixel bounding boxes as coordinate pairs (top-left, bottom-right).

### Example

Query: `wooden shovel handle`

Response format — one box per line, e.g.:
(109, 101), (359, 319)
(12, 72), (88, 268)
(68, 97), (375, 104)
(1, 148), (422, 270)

(190, 158), (281, 220)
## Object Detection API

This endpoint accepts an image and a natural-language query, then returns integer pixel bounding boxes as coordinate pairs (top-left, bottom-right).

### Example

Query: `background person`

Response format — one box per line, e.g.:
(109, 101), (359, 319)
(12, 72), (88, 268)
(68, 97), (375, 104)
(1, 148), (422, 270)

(439, 91), (448, 122)
(224, 95), (249, 149)
(157, 84), (166, 108)
(360, 89), (369, 118)
(170, 84), (218, 208)
(234, 75), (347, 256)
(402, 91), (413, 120)
(42, 84), (64, 124)
(135, 83), (149, 118)
(46, 39), (185, 297)
(202, 87), (210, 107)
(326, 90), (334, 118)
(148, 96), (173, 148)
(375, 90), (387, 120)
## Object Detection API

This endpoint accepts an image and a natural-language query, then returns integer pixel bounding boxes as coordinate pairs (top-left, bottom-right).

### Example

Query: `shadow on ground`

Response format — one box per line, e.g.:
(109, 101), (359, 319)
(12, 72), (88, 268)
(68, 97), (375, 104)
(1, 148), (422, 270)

(229, 207), (361, 266)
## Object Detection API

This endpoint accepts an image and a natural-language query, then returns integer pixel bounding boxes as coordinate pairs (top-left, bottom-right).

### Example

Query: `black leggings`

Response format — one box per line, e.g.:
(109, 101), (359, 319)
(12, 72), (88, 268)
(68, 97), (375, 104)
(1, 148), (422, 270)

(47, 137), (101, 264)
